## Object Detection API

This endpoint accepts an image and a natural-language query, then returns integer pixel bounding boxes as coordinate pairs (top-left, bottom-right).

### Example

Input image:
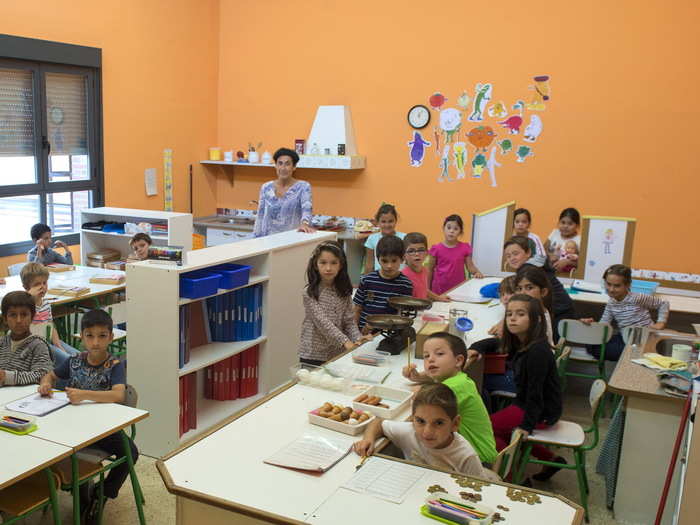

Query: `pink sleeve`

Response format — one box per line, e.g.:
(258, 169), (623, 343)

(429, 244), (440, 257)
(462, 242), (473, 257)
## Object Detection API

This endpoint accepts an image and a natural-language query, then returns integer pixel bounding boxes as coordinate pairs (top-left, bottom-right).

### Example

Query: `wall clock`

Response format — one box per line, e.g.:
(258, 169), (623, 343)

(407, 104), (430, 129)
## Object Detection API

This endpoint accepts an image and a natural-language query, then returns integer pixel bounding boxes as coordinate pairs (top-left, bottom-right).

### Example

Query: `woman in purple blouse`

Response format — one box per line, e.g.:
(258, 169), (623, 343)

(253, 148), (315, 237)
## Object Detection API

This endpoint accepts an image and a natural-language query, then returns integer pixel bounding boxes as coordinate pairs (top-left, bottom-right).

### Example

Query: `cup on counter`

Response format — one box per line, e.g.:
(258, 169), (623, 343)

(672, 344), (692, 362)
(209, 147), (222, 161)
(224, 150), (233, 162)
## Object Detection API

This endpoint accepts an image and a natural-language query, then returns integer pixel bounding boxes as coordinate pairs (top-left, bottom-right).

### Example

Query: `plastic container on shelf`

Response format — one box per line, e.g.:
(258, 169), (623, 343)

(211, 263), (251, 289)
(630, 279), (659, 295)
(179, 269), (222, 299)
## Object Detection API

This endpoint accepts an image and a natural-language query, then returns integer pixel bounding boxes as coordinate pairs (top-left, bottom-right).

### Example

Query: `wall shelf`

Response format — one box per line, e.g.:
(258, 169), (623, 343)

(201, 154), (365, 170)
(178, 336), (267, 377)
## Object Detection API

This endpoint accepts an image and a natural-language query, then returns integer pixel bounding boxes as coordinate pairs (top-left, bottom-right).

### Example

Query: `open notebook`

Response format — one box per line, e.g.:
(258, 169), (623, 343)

(264, 434), (351, 472)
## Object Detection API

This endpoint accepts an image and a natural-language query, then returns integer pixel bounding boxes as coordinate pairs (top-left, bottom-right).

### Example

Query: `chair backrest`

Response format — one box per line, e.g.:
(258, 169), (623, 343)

(556, 346), (572, 379)
(8, 262), (26, 276)
(589, 379), (607, 418)
(558, 319), (613, 345)
(123, 383), (138, 408)
(493, 432), (522, 480)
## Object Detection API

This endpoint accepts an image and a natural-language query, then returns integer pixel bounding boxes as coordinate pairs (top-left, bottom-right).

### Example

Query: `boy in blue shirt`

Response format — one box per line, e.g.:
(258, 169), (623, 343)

(27, 223), (73, 265)
(39, 309), (137, 523)
(353, 235), (413, 330)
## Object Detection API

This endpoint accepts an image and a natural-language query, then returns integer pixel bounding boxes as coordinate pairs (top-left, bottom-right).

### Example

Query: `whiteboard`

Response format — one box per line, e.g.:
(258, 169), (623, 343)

(471, 202), (514, 277)
(582, 218), (633, 283)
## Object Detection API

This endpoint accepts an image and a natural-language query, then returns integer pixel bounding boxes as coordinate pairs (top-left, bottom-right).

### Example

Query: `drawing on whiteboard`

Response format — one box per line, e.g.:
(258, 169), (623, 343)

(466, 125), (496, 153)
(526, 75), (551, 111)
(453, 141), (467, 179)
(468, 83), (492, 122)
(440, 108), (462, 144)
(439, 144), (451, 182)
(472, 153), (486, 178)
(523, 114), (543, 142)
(408, 131), (431, 167)
(602, 228), (615, 255)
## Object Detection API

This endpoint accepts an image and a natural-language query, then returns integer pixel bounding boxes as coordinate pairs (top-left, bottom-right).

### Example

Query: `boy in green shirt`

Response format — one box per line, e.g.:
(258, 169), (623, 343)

(404, 331), (497, 464)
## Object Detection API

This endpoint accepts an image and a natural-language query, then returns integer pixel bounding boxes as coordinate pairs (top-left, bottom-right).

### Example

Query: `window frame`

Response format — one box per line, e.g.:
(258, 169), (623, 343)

(0, 34), (103, 257)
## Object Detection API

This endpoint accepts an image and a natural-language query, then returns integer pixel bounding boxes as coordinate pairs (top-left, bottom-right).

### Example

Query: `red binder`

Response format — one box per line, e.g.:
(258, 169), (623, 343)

(188, 373), (197, 431)
(231, 353), (240, 400)
(250, 345), (259, 396)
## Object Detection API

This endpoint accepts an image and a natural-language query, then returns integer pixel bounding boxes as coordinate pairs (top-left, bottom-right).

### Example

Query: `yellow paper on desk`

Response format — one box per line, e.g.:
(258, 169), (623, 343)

(643, 353), (687, 371)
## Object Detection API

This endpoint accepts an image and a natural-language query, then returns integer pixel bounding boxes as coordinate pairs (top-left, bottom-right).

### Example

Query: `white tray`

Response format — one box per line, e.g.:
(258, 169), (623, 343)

(308, 408), (375, 436)
(352, 385), (413, 420)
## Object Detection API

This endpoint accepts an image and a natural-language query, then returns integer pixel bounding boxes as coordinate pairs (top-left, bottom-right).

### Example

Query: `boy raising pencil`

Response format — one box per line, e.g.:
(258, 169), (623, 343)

(354, 383), (497, 479)
(39, 309), (138, 523)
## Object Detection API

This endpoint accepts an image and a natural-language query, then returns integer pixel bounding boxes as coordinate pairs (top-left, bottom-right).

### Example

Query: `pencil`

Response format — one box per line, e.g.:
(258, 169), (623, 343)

(356, 455), (369, 470)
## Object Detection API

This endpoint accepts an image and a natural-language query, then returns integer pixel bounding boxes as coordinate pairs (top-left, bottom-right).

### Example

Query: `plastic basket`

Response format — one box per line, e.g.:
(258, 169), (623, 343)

(211, 263), (251, 289)
(179, 269), (222, 299)
(631, 279), (659, 295)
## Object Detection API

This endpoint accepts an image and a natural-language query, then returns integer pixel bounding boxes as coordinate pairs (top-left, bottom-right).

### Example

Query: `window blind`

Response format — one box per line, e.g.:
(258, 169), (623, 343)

(0, 68), (34, 157)
(46, 72), (88, 156)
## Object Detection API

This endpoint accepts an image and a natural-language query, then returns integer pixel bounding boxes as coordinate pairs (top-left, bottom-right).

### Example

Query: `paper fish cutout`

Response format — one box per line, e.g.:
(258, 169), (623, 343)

(408, 131), (431, 167)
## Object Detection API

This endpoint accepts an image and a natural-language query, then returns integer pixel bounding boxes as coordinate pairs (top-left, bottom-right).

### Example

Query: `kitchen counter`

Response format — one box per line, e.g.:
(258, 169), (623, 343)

(194, 215), (255, 231)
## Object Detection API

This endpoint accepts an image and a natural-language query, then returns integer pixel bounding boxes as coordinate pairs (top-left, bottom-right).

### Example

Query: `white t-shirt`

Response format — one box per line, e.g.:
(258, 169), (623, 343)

(364, 231), (406, 271)
(382, 420), (497, 479)
(546, 229), (580, 261)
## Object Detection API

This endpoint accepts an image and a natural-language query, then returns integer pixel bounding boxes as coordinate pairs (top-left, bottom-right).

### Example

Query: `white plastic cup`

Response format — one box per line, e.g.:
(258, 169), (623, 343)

(672, 344), (692, 362)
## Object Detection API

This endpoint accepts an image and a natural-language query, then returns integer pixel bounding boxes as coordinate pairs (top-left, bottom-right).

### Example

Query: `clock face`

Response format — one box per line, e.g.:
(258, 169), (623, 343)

(407, 105), (430, 129)
(50, 106), (64, 125)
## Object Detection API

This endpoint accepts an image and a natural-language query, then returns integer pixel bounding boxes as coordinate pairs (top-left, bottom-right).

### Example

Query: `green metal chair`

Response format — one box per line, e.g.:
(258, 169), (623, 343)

(0, 468), (62, 524)
(559, 319), (612, 391)
(513, 379), (607, 522)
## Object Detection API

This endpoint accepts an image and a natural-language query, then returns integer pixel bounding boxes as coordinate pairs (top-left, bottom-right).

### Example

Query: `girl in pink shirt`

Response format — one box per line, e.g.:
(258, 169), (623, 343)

(429, 215), (483, 295)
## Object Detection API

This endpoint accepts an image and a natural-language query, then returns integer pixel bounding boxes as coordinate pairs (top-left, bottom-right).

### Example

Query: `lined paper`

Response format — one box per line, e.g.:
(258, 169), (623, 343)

(342, 457), (426, 503)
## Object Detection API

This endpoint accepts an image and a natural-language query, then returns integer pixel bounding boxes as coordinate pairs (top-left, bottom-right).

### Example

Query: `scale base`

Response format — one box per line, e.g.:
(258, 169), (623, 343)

(377, 327), (416, 355)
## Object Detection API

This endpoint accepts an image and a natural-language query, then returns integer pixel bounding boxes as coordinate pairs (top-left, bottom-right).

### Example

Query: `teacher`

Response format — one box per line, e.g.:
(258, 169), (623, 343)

(253, 147), (314, 237)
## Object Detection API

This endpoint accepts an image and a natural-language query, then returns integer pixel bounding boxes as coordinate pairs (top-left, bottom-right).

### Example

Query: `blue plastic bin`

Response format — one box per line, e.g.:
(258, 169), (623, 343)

(180, 269), (222, 299)
(631, 279), (659, 295)
(211, 263), (251, 289)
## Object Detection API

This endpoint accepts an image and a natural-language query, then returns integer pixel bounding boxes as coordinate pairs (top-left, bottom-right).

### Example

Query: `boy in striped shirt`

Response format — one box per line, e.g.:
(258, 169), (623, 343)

(354, 235), (413, 331)
(582, 264), (670, 361)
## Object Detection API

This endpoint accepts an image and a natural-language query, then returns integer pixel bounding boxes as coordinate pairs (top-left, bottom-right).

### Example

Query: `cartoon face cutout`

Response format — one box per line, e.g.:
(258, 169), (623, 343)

(440, 108), (462, 132)
(467, 126), (496, 149)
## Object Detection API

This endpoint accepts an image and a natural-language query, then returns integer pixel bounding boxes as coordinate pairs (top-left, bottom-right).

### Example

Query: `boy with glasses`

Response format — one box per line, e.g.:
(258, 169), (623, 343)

(402, 232), (450, 302)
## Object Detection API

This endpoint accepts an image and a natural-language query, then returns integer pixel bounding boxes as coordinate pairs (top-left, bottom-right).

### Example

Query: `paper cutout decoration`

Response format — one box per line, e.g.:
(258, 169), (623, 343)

(429, 92), (446, 111)
(163, 148), (173, 211)
(486, 146), (500, 187)
(440, 108), (462, 144)
(457, 90), (471, 110)
(472, 153), (486, 178)
(439, 144), (451, 182)
(408, 131), (431, 167)
(488, 101), (508, 119)
(453, 142), (467, 179)
(526, 75), (550, 111)
(433, 126), (441, 157)
(466, 125), (496, 152)
(516, 145), (533, 163)
(523, 115), (543, 142)
(498, 139), (512, 154)
(468, 83), (493, 122)
(498, 115), (522, 134)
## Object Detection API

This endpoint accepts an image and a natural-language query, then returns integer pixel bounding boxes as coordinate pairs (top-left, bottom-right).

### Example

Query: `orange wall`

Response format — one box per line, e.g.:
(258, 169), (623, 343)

(0, 0), (219, 275)
(216, 0), (698, 273)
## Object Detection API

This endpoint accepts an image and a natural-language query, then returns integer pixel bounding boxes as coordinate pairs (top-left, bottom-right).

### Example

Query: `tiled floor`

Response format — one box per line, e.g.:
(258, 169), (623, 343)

(21, 394), (621, 525)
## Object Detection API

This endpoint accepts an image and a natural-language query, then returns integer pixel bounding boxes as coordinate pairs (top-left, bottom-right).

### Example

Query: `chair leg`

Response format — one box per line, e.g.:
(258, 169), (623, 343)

(574, 450), (589, 522)
(97, 471), (105, 525)
(120, 431), (146, 525)
(580, 452), (590, 494)
(71, 454), (80, 525)
(46, 467), (63, 525)
(513, 443), (533, 485)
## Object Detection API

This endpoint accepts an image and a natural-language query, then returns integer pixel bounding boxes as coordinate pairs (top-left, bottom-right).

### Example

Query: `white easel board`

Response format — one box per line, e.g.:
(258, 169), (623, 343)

(579, 215), (636, 283)
(471, 201), (515, 277)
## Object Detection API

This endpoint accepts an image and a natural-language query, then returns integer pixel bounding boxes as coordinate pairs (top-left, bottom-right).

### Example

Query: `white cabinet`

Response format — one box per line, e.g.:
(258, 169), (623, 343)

(80, 207), (193, 264)
(206, 227), (254, 246)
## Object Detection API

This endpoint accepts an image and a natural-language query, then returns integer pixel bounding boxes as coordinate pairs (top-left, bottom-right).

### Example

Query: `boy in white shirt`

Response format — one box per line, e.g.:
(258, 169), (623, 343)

(353, 383), (497, 479)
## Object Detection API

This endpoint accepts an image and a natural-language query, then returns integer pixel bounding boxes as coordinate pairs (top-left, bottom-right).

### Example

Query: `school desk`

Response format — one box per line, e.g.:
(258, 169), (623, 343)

(157, 314), (582, 525)
(0, 384), (37, 406)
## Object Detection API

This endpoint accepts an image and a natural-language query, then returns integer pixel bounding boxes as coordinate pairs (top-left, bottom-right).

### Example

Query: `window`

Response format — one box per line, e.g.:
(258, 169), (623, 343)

(0, 35), (103, 256)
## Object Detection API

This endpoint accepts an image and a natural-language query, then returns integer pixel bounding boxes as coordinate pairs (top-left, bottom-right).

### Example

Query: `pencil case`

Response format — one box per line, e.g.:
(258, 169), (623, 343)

(0, 412), (37, 435)
(421, 490), (494, 524)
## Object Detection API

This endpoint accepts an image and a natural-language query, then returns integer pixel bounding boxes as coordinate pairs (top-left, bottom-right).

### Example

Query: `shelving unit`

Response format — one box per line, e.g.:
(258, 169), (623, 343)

(126, 229), (336, 457)
(201, 154), (366, 170)
(80, 207), (193, 265)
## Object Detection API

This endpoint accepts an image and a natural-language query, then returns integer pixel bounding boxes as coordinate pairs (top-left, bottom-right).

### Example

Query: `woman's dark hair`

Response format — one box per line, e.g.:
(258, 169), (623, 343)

(374, 203), (398, 222)
(273, 147), (299, 166)
(503, 236), (531, 253)
(305, 241), (353, 300)
(603, 264), (632, 286)
(514, 266), (553, 314)
(559, 207), (580, 226)
(1, 291), (36, 319)
(513, 208), (532, 225)
(501, 294), (547, 356)
(443, 214), (464, 233)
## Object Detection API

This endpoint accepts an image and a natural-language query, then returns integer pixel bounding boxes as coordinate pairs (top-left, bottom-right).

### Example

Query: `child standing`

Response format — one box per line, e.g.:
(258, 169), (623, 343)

(126, 233), (152, 262)
(512, 208), (545, 257)
(39, 309), (138, 522)
(0, 291), (53, 386)
(581, 264), (670, 361)
(27, 223), (73, 265)
(403, 332), (497, 464)
(401, 232), (449, 302)
(429, 215), (483, 295)
(21, 263), (79, 366)
(363, 203), (406, 273)
(544, 208), (581, 271)
(354, 235), (413, 330)
(490, 294), (565, 481)
(353, 383), (497, 479)
(299, 241), (369, 366)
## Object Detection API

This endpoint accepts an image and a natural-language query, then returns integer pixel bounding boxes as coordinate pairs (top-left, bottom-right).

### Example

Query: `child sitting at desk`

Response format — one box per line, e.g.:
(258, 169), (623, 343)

(402, 332), (497, 464)
(581, 264), (670, 361)
(354, 235), (413, 331)
(401, 232), (449, 302)
(0, 291), (53, 386)
(429, 214), (483, 295)
(353, 383), (497, 479)
(27, 222), (74, 265)
(126, 232), (152, 262)
(21, 262), (79, 367)
(38, 309), (139, 522)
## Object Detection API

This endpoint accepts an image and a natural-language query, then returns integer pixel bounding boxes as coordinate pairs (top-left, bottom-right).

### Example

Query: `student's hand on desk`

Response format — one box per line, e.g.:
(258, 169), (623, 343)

(353, 438), (374, 457)
(472, 271), (485, 279)
(38, 383), (52, 396)
(65, 387), (88, 404)
(650, 322), (666, 330)
(579, 318), (595, 325)
(297, 223), (316, 234)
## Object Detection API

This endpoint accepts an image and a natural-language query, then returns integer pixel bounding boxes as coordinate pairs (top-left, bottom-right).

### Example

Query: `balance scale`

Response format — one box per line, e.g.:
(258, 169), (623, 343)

(366, 296), (432, 355)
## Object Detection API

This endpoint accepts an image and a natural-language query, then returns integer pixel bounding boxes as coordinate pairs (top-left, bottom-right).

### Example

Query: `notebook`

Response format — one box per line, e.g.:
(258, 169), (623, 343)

(5, 391), (70, 417)
(264, 434), (351, 472)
